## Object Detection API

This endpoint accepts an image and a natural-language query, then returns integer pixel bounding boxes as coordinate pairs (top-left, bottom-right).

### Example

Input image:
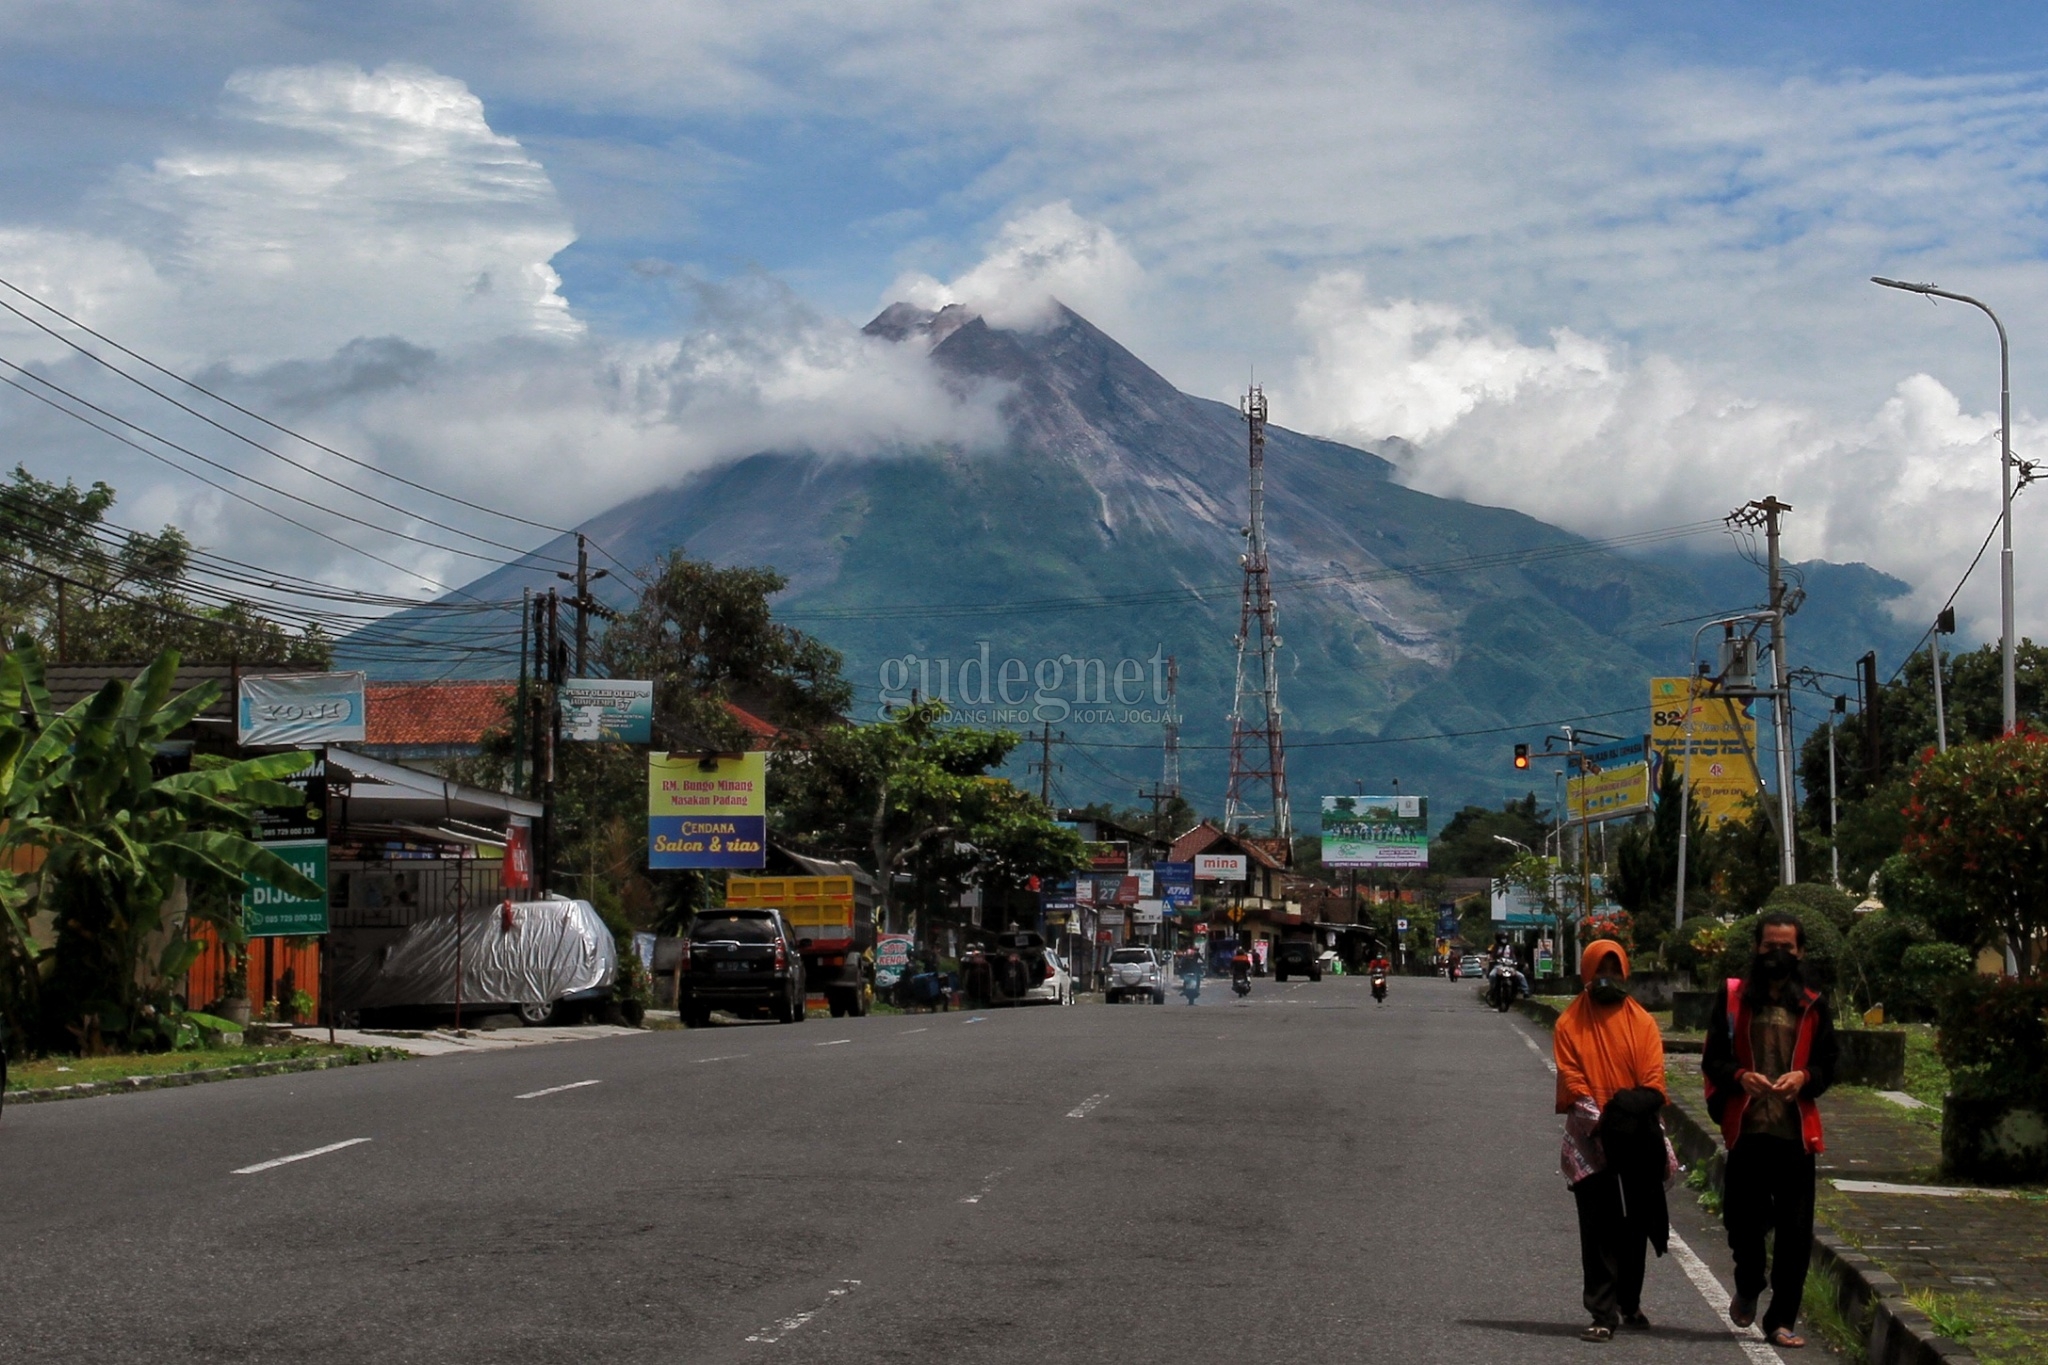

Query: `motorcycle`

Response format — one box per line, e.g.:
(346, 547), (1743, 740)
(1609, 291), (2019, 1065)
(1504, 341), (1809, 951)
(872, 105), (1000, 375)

(1489, 969), (1522, 1013)
(1370, 971), (1388, 1005)
(1230, 968), (1251, 999)
(1180, 970), (1203, 1005)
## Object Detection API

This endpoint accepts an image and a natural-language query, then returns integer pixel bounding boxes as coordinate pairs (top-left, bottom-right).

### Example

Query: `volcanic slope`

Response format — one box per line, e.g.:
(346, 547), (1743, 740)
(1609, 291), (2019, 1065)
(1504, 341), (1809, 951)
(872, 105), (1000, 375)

(348, 302), (1918, 813)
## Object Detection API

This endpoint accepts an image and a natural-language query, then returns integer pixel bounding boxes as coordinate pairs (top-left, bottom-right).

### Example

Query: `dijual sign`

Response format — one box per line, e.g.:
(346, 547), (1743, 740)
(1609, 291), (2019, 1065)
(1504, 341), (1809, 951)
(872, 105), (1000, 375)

(647, 752), (767, 869)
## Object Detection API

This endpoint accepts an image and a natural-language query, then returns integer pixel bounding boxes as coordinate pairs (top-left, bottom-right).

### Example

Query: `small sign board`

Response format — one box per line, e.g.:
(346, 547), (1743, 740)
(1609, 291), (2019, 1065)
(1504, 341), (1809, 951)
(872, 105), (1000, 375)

(1194, 853), (1248, 881)
(244, 839), (330, 937)
(563, 679), (653, 743)
(647, 752), (767, 869)
(238, 673), (366, 746)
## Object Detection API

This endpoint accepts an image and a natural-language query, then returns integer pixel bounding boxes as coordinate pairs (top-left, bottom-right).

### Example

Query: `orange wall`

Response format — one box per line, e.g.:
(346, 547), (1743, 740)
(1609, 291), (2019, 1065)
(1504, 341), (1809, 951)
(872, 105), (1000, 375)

(185, 922), (322, 1021)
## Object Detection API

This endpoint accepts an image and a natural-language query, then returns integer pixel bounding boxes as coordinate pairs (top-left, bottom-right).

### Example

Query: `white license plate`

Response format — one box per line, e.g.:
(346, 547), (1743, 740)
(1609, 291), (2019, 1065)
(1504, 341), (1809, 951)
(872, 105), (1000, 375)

(715, 961), (753, 973)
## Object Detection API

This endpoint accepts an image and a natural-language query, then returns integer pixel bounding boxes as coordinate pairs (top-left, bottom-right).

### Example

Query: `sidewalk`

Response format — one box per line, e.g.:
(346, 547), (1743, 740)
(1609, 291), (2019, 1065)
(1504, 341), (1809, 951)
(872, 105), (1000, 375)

(1663, 1052), (2048, 1365)
(286, 1023), (646, 1056)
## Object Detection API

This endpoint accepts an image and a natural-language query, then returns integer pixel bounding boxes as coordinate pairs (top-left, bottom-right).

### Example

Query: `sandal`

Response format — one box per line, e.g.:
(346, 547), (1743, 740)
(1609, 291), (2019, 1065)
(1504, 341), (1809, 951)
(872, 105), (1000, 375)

(1729, 1296), (1757, 1329)
(1580, 1324), (1614, 1343)
(1767, 1327), (1806, 1349)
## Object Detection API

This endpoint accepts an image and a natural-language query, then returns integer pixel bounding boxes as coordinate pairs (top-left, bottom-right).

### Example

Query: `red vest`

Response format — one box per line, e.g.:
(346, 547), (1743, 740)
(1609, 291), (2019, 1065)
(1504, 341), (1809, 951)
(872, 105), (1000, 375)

(1708, 977), (1826, 1154)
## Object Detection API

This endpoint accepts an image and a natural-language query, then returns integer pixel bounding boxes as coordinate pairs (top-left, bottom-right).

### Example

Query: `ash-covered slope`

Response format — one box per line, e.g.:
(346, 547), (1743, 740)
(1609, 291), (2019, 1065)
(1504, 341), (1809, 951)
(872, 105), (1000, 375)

(349, 302), (1919, 816)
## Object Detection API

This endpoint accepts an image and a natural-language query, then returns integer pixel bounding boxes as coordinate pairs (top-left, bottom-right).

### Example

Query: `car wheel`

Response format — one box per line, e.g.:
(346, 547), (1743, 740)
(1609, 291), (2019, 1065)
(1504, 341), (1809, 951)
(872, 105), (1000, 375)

(1152, 990), (1165, 1004)
(684, 1004), (711, 1028)
(1275, 969), (1287, 983)
(829, 994), (848, 1018)
(1106, 990), (1119, 1005)
(516, 1000), (558, 1027)
(1311, 969), (1323, 983)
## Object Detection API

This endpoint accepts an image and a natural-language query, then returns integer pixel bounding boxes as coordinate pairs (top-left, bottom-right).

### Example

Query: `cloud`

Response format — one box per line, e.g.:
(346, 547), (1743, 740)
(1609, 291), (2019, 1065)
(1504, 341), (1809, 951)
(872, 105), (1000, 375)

(887, 202), (1142, 331)
(1287, 271), (2045, 640)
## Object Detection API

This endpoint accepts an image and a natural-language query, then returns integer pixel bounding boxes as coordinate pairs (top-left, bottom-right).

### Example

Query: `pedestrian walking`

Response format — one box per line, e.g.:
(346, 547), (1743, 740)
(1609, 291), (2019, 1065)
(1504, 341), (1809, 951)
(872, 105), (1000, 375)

(1553, 940), (1674, 1343)
(1702, 911), (1839, 1350)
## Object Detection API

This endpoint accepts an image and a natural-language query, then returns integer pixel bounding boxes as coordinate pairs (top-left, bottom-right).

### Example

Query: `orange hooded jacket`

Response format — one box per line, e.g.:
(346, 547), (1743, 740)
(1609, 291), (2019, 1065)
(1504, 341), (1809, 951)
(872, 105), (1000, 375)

(1552, 940), (1666, 1114)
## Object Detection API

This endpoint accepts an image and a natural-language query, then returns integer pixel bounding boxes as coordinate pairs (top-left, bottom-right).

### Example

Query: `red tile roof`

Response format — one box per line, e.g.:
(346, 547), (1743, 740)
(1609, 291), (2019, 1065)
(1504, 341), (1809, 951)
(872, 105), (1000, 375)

(366, 682), (514, 747)
(725, 701), (780, 749)
(1166, 822), (1289, 871)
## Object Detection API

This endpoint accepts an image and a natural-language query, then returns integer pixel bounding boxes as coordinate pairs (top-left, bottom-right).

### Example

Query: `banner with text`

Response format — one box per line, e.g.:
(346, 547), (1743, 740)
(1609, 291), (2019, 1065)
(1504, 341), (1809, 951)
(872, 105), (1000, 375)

(1321, 794), (1429, 868)
(1566, 737), (1655, 821)
(563, 679), (653, 743)
(237, 672), (366, 746)
(1649, 678), (1762, 827)
(648, 752), (767, 869)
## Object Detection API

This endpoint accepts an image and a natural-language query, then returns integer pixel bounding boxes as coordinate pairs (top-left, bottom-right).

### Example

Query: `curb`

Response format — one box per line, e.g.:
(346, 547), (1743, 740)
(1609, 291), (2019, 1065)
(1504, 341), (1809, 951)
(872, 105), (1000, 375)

(1510, 998), (1979, 1364)
(3, 1049), (408, 1105)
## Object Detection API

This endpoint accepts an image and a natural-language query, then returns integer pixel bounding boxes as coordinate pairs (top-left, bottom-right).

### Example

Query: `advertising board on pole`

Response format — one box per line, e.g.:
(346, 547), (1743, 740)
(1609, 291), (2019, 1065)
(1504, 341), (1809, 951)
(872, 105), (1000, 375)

(1155, 861), (1196, 907)
(1320, 794), (1429, 868)
(1565, 737), (1656, 821)
(647, 752), (767, 869)
(1194, 853), (1248, 881)
(1649, 677), (1762, 826)
(237, 673), (366, 746)
(562, 679), (653, 742)
(242, 752), (330, 937)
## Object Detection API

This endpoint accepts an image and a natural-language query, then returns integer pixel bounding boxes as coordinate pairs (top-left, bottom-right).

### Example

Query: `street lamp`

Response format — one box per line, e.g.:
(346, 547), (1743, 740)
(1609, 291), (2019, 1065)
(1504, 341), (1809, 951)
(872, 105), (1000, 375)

(1872, 276), (2018, 734)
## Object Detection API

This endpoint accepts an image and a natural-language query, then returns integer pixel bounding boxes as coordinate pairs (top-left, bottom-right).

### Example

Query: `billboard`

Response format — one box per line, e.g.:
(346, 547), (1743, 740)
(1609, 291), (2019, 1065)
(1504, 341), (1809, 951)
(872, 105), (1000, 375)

(237, 672), (366, 746)
(1566, 737), (1655, 822)
(242, 754), (330, 937)
(1650, 677), (1763, 827)
(562, 679), (653, 743)
(647, 752), (767, 869)
(1155, 861), (1196, 907)
(1320, 794), (1429, 868)
(1194, 853), (1248, 881)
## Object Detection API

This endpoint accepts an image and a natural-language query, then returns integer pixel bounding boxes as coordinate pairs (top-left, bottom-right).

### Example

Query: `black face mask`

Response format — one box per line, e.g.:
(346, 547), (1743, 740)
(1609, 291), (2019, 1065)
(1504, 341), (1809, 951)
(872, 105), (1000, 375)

(1587, 976), (1629, 1005)
(1757, 946), (1798, 980)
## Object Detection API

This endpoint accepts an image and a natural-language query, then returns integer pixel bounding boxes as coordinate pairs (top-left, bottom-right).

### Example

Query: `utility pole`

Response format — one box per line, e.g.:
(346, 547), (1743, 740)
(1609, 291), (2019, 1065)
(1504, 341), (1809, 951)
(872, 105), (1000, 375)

(53, 577), (66, 662)
(1138, 657), (1182, 842)
(1931, 607), (1955, 753)
(514, 586), (531, 794)
(1729, 497), (1799, 885)
(539, 588), (562, 897)
(555, 532), (612, 677)
(1029, 723), (1063, 805)
(1828, 694), (1844, 888)
(1859, 651), (1882, 787)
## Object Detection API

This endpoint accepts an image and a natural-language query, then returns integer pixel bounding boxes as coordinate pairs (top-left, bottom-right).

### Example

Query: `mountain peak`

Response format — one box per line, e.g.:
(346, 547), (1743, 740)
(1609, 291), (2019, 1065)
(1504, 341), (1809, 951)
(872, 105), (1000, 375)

(862, 301), (977, 347)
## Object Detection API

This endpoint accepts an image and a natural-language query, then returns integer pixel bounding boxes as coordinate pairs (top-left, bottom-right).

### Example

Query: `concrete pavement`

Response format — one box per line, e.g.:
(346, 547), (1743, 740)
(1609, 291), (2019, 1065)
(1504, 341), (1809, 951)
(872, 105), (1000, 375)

(0, 976), (1792, 1363)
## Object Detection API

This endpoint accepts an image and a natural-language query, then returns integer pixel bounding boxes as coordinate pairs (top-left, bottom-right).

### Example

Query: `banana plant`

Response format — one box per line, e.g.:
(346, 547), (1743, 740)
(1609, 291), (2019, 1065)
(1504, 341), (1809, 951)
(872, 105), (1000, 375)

(0, 641), (322, 1053)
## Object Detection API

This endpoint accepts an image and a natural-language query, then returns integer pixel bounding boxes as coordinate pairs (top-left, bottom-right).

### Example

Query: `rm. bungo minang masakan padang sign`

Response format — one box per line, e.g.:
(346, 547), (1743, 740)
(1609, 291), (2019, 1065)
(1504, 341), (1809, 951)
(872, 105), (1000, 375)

(647, 752), (767, 869)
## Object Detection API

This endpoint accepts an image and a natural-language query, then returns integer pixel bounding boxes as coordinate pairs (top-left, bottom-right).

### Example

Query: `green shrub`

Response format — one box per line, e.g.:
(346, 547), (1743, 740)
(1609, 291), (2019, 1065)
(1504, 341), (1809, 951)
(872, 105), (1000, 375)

(1845, 909), (1935, 1015)
(1936, 977), (2048, 1105)
(1712, 910), (1846, 996)
(1760, 882), (1858, 935)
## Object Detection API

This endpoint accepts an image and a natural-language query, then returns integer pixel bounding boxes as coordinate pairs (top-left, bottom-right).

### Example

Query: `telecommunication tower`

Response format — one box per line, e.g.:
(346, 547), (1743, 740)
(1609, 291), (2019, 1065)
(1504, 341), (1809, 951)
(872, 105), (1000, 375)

(1161, 655), (1181, 800)
(1223, 386), (1292, 838)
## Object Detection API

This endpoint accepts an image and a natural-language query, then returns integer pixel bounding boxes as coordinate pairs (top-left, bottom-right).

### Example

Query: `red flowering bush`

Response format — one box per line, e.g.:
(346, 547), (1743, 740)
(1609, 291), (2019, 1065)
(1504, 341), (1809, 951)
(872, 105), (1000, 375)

(1903, 726), (2048, 977)
(1583, 910), (1634, 954)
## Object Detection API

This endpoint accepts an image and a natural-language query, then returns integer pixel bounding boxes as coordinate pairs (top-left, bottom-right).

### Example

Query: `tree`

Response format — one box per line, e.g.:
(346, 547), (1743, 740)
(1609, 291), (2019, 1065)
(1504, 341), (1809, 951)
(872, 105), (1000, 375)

(0, 643), (323, 1054)
(1902, 728), (2048, 977)
(774, 701), (1086, 930)
(1427, 794), (1552, 877)
(0, 465), (330, 665)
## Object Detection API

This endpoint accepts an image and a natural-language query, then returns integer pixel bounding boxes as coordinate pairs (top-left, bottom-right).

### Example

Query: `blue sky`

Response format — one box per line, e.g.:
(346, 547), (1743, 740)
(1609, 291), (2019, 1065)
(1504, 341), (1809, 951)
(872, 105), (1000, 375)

(3, 0), (2048, 639)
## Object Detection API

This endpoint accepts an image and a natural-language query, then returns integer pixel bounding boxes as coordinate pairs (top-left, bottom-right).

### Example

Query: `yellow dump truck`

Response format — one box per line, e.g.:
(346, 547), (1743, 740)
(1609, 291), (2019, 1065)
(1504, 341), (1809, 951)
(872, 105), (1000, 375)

(724, 873), (877, 1017)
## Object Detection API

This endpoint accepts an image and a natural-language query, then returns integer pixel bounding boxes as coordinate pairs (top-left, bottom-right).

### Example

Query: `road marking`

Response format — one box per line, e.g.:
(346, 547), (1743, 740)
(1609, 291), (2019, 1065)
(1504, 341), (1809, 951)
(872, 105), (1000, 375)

(693, 1054), (747, 1064)
(1833, 1179), (2016, 1199)
(1506, 1017), (1780, 1362)
(232, 1138), (372, 1175)
(1876, 1090), (1930, 1111)
(744, 1279), (860, 1343)
(1066, 1092), (1109, 1119)
(514, 1079), (602, 1100)
(963, 1016), (986, 1024)
(1668, 1233), (1785, 1364)
(815, 1038), (851, 1047)
(900, 1027), (929, 1034)
(961, 1168), (1008, 1203)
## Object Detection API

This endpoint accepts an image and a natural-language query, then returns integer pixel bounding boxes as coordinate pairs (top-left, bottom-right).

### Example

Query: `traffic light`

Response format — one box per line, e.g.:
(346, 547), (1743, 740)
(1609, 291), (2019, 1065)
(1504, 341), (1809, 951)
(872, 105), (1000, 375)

(1936, 607), (1957, 636)
(1513, 743), (1530, 770)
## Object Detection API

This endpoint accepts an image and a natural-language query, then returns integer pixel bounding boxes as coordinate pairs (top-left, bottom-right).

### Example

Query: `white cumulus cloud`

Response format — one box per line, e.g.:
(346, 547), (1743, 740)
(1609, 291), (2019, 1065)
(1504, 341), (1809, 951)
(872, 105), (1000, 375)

(888, 202), (1142, 331)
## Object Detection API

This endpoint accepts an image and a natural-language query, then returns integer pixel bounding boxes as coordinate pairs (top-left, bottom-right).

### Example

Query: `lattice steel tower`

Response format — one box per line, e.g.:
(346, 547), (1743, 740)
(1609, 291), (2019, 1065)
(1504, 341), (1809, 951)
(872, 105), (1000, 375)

(1223, 386), (1291, 838)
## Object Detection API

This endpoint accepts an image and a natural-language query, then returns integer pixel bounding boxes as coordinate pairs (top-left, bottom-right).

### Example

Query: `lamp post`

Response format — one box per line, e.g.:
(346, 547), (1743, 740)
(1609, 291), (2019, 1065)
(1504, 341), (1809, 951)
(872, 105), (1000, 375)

(1872, 277), (2018, 734)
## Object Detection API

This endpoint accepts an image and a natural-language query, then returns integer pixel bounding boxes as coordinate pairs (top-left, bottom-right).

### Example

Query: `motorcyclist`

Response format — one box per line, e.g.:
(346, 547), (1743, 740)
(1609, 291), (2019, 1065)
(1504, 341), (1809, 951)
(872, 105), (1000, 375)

(1370, 955), (1389, 1004)
(1230, 942), (1253, 995)
(1488, 950), (1530, 1008)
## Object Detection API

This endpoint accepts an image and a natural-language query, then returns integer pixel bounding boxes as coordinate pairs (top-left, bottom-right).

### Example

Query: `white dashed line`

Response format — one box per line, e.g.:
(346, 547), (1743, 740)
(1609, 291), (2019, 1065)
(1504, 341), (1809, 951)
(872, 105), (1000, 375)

(815, 1038), (851, 1047)
(1066, 1092), (1109, 1119)
(744, 1280), (860, 1343)
(900, 1027), (929, 1034)
(960, 1169), (1008, 1204)
(232, 1138), (372, 1175)
(514, 1079), (602, 1100)
(692, 1054), (747, 1064)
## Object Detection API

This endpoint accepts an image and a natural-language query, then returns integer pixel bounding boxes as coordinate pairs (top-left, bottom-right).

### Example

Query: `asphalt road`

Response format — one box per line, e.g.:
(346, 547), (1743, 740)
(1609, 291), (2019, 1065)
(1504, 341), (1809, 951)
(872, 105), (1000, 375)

(0, 976), (1792, 1364)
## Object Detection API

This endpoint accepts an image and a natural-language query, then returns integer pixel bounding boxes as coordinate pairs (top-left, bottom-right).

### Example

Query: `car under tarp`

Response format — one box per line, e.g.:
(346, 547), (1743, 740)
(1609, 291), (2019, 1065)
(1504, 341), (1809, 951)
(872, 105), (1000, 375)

(333, 897), (617, 1019)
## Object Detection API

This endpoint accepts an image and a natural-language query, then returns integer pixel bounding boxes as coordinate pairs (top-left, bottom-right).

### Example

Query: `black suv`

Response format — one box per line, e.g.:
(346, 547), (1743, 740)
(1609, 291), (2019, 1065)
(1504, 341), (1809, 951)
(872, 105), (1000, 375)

(680, 909), (807, 1027)
(1273, 939), (1322, 982)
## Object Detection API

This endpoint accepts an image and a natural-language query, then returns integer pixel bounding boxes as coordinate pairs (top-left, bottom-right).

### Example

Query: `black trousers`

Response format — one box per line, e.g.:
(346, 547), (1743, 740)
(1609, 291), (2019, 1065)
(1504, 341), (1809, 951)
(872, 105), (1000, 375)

(1571, 1170), (1647, 1327)
(1723, 1133), (1816, 1332)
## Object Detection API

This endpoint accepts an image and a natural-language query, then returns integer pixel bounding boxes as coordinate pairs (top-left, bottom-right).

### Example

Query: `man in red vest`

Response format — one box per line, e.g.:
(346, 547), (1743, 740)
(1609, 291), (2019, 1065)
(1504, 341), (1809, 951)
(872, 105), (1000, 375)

(1702, 911), (1840, 1350)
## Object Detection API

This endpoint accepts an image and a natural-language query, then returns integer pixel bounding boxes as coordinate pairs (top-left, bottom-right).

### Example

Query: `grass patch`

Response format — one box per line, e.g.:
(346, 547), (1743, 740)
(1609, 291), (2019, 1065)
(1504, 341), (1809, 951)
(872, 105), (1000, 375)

(1897, 1024), (1949, 1109)
(1803, 1263), (1868, 1362)
(1685, 1160), (1724, 1217)
(7, 1043), (396, 1090)
(1906, 1287), (1977, 1342)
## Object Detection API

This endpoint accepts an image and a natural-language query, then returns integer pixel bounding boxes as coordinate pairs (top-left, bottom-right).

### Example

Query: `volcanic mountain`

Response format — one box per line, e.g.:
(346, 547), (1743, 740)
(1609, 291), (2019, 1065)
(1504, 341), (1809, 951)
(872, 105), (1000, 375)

(350, 302), (1918, 817)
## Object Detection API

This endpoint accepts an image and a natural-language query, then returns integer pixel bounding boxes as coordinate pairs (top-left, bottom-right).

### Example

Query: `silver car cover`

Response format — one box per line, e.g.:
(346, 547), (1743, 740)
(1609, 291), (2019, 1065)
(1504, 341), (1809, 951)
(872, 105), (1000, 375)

(335, 898), (618, 1012)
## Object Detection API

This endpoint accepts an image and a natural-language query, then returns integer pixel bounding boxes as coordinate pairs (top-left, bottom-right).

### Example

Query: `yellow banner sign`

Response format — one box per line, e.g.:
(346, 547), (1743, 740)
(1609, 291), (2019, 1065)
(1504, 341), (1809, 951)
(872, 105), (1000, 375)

(1650, 677), (1761, 826)
(1567, 764), (1651, 822)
